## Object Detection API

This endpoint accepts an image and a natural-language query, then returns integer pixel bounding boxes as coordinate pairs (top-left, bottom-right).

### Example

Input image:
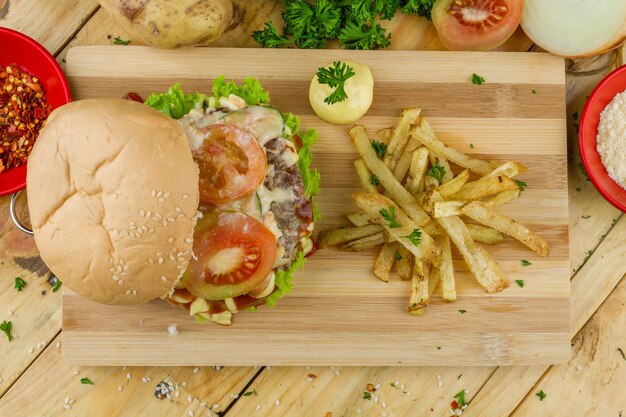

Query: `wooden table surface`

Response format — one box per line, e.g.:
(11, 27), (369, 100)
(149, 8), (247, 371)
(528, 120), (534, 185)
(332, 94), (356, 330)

(0, 1), (624, 416)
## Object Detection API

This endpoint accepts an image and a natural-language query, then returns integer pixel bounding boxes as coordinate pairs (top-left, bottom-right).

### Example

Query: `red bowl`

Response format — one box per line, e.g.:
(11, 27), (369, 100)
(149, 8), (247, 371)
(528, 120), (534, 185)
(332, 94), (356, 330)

(0, 28), (71, 196)
(579, 64), (626, 213)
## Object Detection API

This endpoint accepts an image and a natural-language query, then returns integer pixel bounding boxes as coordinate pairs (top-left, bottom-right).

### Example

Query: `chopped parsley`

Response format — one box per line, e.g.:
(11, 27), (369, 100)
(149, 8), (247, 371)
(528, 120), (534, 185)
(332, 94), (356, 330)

(316, 61), (356, 104)
(402, 229), (422, 246)
(427, 162), (446, 183)
(521, 260), (532, 267)
(363, 391), (372, 400)
(251, 21), (291, 48)
(515, 180), (527, 191)
(458, 309), (467, 314)
(576, 187), (582, 192)
(394, 251), (402, 261)
(515, 280), (525, 288)
(390, 382), (397, 388)
(532, 89), (537, 94)
(454, 390), (468, 407)
(370, 174), (380, 186)
(583, 250), (593, 264)
(14, 277), (26, 292)
(243, 389), (258, 397)
(572, 111), (578, 121)
(380, 207), (401, 228)
(457, 374), (463, 380)
(471, 73), (485, 85)
(52, 278), (62, 293)
(113, 37), (130, 46)
(581, 215), (591, 219)
(469, 143), (474, 149)
(436, 346), (441, 350)
(536, 390), (547, 401)
(80, 377), (94, 385)
(578, 162), (590, 181)
(371, 140), (388, 158)
(0, 320), (12, 341)
(618, 347), (625, 360)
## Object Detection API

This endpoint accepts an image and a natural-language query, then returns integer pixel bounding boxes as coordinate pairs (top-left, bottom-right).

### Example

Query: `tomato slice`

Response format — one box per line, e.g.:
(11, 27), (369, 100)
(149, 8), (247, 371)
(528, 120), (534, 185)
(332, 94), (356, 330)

(193, 124), (267, 205)
(182, 211), (277, 301)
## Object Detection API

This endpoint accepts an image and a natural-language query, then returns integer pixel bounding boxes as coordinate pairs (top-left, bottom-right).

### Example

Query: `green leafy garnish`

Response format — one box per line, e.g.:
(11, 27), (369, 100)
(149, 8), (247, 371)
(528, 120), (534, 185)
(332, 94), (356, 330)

(402, 229), (422, 246)
(536, 390), (547, 401)
(0, 320), (12, 341)
(80, 377), (94, 385)
(113, 37), (130, 46)
(394, 251), (402, 261)
(390, 382), (397, 388)
(251, 21), (291, 48)
(380, 207), (401, 228)
(14, 277), (26, 292)
(469, 143), (474, 149)
(370, 174), (380, 186)
(454, 390), (468, 407)
(471, 73), (485, 85)
(144, 83), (209, 119)
(338, 20), (391, 50)
(266, 252), (306, 307)
(401, 0), (436, 19)
(427, 163), (446, 183)
(515, 279), (525, 288)
(371, 141), (388, 158)
(243, 389), (258, 397)
(212, 76), (270, 106)
(363, 391), (372, 400)
(532, 89), (537, 94)
(316, 61), (356, 104)
(515, 180), (527, 191)
(52, 279), (62, 293)
(521, 259), (532, 267)
(459, 309), (467, 314)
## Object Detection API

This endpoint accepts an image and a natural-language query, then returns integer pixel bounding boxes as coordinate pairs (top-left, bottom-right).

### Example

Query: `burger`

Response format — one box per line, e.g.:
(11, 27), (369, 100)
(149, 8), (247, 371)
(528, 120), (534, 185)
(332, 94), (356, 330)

(26, 77), (319, 325)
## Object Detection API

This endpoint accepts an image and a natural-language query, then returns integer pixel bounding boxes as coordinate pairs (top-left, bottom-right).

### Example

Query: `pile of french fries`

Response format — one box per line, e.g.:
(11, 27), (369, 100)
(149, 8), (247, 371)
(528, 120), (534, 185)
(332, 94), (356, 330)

(318, 108), (549, 316)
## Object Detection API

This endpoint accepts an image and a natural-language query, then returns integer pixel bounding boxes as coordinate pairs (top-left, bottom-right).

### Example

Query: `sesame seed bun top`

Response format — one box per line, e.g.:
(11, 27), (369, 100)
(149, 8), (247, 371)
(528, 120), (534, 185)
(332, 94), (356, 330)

(27, 98), (199, 305)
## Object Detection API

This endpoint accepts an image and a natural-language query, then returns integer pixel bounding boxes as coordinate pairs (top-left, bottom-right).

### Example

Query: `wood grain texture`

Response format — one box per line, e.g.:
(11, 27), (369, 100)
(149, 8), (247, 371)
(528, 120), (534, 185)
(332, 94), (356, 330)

(60, 47), (569, 366)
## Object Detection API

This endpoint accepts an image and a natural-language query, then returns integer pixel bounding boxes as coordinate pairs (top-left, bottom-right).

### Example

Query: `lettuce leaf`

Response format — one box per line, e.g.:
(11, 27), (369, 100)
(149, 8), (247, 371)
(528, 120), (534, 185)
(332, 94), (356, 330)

(265, 252), (306, 307)
(144, 83), (208, 119)
(212, 76), (270, 106)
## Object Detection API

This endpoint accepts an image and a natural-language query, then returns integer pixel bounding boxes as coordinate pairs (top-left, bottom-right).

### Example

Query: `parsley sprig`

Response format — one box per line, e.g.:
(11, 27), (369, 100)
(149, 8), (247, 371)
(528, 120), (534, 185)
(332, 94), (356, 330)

(402, 229), (422, 246)
(380, 207), (401, 228)
(371, 141), (388, 158)
(14, 277), (26, 292)
(427, 163), (446, 183)
(369, 174), (380, 186)
(471, 73), (485, 85)
(316, 61), (356, 104)
(0, 320), (13, 341)
(113, 37), (130, 46)
(80, 377), (94, 385)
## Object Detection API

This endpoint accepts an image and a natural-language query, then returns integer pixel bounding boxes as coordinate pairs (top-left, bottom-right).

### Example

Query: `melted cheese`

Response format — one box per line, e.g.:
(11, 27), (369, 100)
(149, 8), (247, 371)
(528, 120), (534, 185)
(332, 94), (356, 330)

(256, 184), (295, 214)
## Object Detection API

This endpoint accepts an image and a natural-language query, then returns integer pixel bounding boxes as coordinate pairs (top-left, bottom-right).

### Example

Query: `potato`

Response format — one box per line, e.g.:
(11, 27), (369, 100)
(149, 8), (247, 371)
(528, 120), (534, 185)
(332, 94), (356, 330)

(98, 0), (233, 49)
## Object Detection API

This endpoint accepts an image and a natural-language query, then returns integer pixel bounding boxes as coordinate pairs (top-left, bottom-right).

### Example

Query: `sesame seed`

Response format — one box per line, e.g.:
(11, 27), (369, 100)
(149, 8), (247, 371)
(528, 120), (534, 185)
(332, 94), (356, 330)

(64, 405), (71, 410)
(356, 410), (362, 414)
(255, 404), (261, 411)
(576, 365), (583, 371)
(375, 383), (381, 390)
(176, 207), (182, 213)
(200, 402), (207, 408)
(193, 367), (199, 374)
(275, 400), (280, 407)
(151, 190), (156, 197)
(56, 342), (61, 349)
(65, 398), (70, 404)
(163, 220), (168, 226)
(159, 198), (166, 203)
(381, 413), (388, 417)
(123, 366), (127, 371)
(118, 386), (123, 392)
(175, 391), (180, 397)
(181, 381), (188, 387)
(157, 191), (163, 198)
(185, 238), (192, 244)
(188, 412), (193, 417)
(149, 258), (154, 264)
(142, 377), (148, 383)
(146, 211), (152, 217)
(127, 373), (131, 379)
(382, 402), (387, 409)
(212, 404), (220, 411)
(112, 275), (119, 281)
(168, 237), (174, 243)
(140, 210), (145, 217)
(306, 377), (313, 382)
(28, 347), (34, 354)
(73, 370), (80, 375)
(158, 257), (164, 264)
(155, 213), (162, 220)
(188, 396), (192, 403)
(161, 276), (167, 282)
(169, 255), (176, 262)
(7, 310), (13, 316)
(68, 399), (75, 405)
(455, 410), (462, 416)
(132, 290), (137, 295)
(182, 194), (189, 200)
(164, 192), (171, 198)
(118, 280), (124, 285)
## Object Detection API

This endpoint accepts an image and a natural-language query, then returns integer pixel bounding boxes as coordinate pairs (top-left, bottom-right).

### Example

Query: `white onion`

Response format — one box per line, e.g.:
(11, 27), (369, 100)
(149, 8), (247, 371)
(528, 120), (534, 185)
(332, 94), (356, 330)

(521, 0), (626, 58)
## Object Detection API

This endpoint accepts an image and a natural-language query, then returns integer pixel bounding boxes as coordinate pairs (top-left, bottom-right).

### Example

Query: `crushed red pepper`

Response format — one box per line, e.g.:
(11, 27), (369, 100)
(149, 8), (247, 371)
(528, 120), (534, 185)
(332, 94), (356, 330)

(0, 64), (51, 173)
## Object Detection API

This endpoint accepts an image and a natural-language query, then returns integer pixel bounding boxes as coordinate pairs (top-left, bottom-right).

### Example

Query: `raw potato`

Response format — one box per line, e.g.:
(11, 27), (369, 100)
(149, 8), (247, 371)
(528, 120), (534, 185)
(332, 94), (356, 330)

(98, 0), (233, 49)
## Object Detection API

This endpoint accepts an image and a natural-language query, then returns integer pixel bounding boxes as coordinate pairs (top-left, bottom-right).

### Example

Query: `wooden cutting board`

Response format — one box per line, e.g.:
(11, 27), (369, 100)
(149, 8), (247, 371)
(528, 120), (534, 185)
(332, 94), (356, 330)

(62, 46), (568, 366)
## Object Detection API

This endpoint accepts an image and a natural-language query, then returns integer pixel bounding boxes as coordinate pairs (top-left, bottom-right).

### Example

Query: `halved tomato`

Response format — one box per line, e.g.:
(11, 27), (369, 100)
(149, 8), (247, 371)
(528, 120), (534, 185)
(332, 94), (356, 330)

(432, 0), (523, 51)
(193, 124), (267, 205)
(182, 211), (277, 301)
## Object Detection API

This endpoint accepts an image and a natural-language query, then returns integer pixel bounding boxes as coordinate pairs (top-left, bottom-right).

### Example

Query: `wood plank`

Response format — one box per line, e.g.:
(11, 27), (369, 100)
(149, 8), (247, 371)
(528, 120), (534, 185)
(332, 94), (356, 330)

(0, 0), (98, 55)
(59, 47), (568, 366)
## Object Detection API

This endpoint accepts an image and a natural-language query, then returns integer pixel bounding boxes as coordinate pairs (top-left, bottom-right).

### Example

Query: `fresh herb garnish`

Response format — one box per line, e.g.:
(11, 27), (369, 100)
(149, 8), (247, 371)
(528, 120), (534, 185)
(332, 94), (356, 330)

(578, 162), (590, 181)
(427, 163), (446, 183)
(394, 251), (402, 261)
(14, 277), (26, 292)
(454, 390), (467, 407)
(576, 187), (581, 192)
(52, 279), (62, 293)
(80, 377), (94, 385)
(371, 140), (388, 158)
(515, 180), (527, 191)
(316, 61), (356, 104)
(581, 215), (591, 219)
(390, 382), (397, 388)
(363, 391), (372, 400)
(532, 89), (537, 94)
(459, 309), (467, 314)
(369, 174), (380, 186)
(618, 347), (625, 360)
(0, 320), (12, 341)
(457, 374), (463, 380)
(521, 260), (532, 267)
(469, 143), (474, 149)
(338, 20), (391, 50)
(113, 37), (130, 46)
(243, 389), (258, 397)
(471, 73), (485, 85)
(402, 229), (422, 246)
(536, 390), (547, 401)
(251, 21), (291, 48)
(515, 280), (525, 288)
(436, 346), (441, 350)
(380, 207), (401, 228)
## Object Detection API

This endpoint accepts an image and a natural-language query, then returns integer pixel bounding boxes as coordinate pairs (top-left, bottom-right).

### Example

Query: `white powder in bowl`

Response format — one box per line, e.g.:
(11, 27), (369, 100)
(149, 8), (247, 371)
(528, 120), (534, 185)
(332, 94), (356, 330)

(597, 90), (626, 190)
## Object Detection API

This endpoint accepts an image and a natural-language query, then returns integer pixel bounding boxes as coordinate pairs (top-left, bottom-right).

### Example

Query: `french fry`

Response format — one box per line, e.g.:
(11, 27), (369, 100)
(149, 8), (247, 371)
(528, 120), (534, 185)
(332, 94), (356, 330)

(339, 232), (385, 251)
(434, 201), (464, 218)
(422, 221), (443, 236)
(461, 201), (550, 256)
(405, 147), (430, 194)
(448, 175), (518, 201)
(351, 126), (431, 226)
(410, 122), (496, 176)
(424, 175), (440, 191)
(427, 150), (454, 183)
(376, 127), (393, 144)
(434, 234), (455, 301)
(397, 246), (413, 280)
(384, 108), (421, 170)
(423, 191), (509, 293)
(354, 159), (379, 194)
(486, 161), (527, 178)
(466, 223), (504, 245)
(346, 211), (371, 227)
(483, 189), (521, 207)
(393, 138), (421, 181)
(353, 192), (439, 262)
(409, 260), (433, 315)
(317, 224), (383, 248)
(437, 169), (469, 198)
(374, 242), (401, 282)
